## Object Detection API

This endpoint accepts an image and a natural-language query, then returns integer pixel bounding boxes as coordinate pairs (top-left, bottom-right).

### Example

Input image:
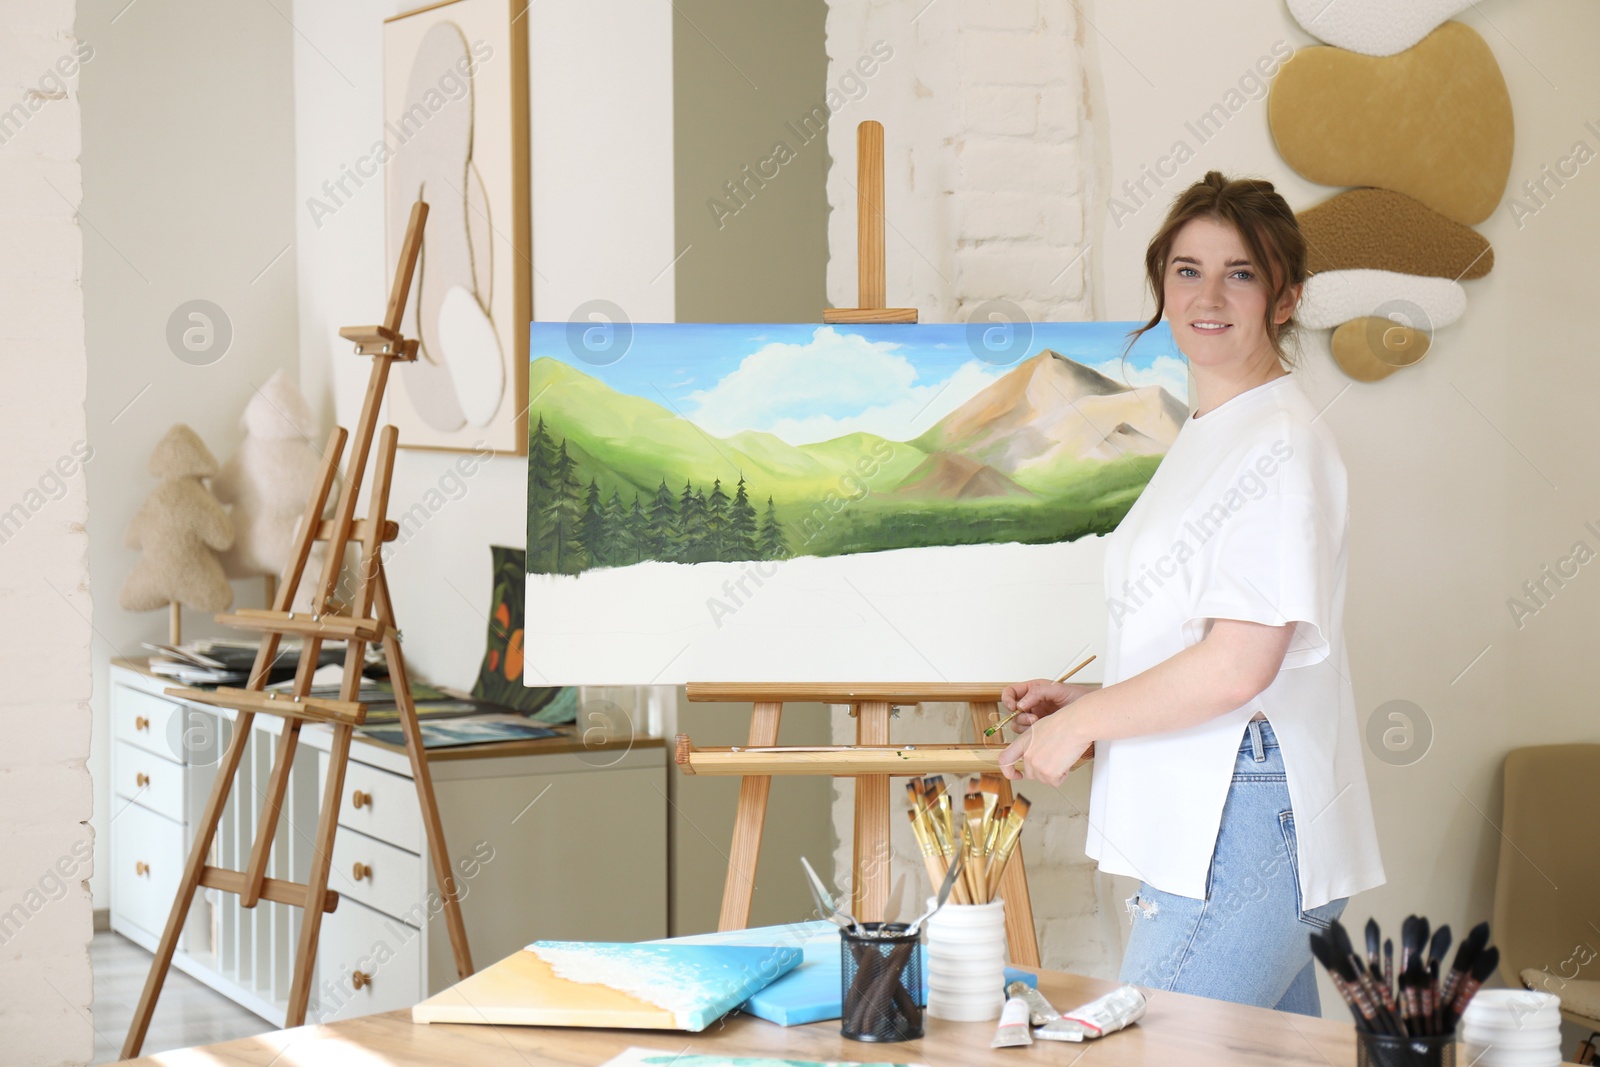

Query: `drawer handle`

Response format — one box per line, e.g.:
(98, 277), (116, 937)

(351, 790), (370, 810)
(135, 861), (149, 877)
(351, 970), (371, 991)
(135, 772), (150, 788)
(352, 862), (371, 882)
(135, 716), (150, 732)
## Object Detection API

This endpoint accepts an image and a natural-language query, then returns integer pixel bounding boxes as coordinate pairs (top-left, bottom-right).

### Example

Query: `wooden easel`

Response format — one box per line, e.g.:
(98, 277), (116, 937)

(676, 684), (1045, 966)
(671, 122), (1056, 967)
(121, 202), (474, 1057)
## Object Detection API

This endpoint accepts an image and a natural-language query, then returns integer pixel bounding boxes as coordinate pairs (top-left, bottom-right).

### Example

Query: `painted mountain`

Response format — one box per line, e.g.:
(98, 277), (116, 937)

(526, 324), (1187, 576)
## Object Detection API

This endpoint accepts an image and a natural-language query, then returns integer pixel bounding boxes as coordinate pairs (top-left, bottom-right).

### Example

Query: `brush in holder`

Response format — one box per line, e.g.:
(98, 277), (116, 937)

(839, 922), (923, 1042)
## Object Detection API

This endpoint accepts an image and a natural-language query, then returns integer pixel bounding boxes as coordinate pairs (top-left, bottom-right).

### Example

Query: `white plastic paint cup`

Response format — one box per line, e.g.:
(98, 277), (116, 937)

(924, 895), (1007, 1022)
(1459, 989), (1563, 1067)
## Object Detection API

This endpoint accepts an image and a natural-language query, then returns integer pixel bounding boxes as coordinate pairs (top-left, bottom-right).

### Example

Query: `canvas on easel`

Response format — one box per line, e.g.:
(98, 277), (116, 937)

(522, 319), (1182, 685)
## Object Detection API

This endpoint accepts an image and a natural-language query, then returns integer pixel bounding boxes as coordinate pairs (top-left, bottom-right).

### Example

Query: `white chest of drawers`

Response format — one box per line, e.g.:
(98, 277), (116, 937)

(108, 661), (669, 1026)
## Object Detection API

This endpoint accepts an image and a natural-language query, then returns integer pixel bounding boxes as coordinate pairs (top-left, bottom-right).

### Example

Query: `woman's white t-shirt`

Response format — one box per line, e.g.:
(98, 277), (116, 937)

(1082, 371), (1385, 911)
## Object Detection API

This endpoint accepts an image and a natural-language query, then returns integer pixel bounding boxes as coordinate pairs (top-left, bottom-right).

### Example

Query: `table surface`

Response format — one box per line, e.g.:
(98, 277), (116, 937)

(113, 965), (1505, 1066)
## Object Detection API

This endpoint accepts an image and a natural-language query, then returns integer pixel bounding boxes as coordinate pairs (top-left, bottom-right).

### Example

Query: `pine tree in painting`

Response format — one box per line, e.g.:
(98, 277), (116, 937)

(624, 493), (647, 564)
(648, 479), (676, 560)
(527, 416), (557, 570)
(547, 441), (585, 573)
(758, 495), (787, 559)
(682, 486), (709, 562)
(578, 479), (606, 568)
(706, 478), (730, 560)
(601, 488), (630, 566)
(729, 475), (758, 559)
(676, 479), (697, 561)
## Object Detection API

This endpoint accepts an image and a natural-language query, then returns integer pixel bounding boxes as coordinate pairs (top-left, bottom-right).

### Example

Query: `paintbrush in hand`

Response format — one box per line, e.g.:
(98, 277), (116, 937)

(986, 655), (1097, 737)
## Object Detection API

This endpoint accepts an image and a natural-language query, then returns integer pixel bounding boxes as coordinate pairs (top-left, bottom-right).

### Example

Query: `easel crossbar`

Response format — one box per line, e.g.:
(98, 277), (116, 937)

(198, 866), (340, 913)
(675, 739), (1004, 777)
(165, 685), (367, 726)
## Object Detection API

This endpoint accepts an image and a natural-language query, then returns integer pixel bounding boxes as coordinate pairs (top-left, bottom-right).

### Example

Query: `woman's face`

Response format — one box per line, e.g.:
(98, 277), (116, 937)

(1162, 216), (1297, 372)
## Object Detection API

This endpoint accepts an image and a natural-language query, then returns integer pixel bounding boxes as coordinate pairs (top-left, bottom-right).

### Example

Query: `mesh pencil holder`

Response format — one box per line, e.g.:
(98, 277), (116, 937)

(839, 922), (924, 1042)
(1356, 1031), (1456, 1067)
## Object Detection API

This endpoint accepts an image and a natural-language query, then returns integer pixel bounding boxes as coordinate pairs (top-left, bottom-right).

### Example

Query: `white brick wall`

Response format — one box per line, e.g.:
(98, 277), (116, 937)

(825, 0), (1134, 980)
(824, 0), (1098, 325)
(0, 3), (95, 1063)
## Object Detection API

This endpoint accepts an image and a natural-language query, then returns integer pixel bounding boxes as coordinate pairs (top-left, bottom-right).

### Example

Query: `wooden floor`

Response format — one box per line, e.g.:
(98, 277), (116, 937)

(91, 931), (274, 1064)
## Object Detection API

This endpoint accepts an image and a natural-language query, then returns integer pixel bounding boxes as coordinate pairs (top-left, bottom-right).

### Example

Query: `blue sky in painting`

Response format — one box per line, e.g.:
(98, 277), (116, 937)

(530, 320), (1187, 446)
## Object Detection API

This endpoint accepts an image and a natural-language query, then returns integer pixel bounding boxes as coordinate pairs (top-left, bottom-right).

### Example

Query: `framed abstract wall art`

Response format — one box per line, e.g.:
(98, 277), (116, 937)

(383, 0), (530, 453)
(524, 321), (1188, 684)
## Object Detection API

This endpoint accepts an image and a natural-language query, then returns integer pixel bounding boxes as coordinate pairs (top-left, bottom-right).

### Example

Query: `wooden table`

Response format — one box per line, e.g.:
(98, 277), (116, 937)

(113, 966), (1425, 1066)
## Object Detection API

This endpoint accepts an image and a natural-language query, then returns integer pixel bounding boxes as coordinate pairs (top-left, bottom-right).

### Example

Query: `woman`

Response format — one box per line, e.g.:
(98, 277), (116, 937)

(998, 171), (1385, 1017)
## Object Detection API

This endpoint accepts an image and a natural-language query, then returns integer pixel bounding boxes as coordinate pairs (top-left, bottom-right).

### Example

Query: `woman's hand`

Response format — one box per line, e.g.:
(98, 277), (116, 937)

(1000, 680), (1094, 733)
(998, 707), (1092, 787)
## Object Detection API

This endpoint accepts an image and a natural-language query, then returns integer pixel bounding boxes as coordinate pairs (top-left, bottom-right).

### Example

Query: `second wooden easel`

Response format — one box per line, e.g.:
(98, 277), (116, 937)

(121, 202), (474, 1057)
(672, 122), (1078, 967)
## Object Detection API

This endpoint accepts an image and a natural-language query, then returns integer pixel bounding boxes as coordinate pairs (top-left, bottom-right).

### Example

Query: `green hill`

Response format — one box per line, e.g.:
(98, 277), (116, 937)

(528, 357), (912, 503)
(525, 357), (1154, 574)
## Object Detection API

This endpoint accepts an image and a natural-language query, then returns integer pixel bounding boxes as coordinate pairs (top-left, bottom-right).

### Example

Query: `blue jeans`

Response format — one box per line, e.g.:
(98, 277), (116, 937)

(1116, 718), (1348, 1017)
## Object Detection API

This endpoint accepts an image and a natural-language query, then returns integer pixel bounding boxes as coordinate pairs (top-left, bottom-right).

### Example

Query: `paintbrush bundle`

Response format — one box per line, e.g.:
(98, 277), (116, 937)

(1310, 915), (1499, 1039)
(905, 774), (1029, 905)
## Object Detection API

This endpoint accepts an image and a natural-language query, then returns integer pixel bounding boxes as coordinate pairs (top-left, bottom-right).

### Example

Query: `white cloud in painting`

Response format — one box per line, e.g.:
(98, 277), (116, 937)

(684, 326), (1004, 445)
(1088, 353), (1190, 408)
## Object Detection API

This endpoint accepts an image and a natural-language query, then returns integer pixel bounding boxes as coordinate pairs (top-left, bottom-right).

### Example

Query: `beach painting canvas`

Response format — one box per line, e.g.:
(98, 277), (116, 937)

(412, 941), (802, 1030)
(524, 321), (1187, 685)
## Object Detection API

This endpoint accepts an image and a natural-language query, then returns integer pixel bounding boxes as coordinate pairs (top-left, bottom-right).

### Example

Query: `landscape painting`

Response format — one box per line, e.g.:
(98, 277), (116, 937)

(524, 321), (1188, 686)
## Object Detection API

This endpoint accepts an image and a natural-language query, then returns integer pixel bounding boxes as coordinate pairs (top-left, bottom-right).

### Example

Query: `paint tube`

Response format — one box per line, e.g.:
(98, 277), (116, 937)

(1034, 984), (1148, 1042)
(1004, 980), (1061, 1026)
(990, 995), (1034, 1048)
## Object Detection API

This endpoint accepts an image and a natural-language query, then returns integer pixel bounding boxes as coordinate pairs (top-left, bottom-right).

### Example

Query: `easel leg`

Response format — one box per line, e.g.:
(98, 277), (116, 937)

(852, 700), (892, 923)
(376, 564), (474, 977)
(239, 720), (302, 909)
(972, 701), (1041, 966)
(285, 721), (353, 1025)
(718, 701), (782, 931)
(121, 711), (256, 1060)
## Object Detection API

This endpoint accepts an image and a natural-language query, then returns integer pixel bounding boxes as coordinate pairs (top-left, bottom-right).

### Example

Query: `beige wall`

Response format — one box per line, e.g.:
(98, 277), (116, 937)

(824, 0), (1600, 1026)
(672, 0), (830, 323)
(78, 0), (300, 912)
(0, 1), (94, 1061)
